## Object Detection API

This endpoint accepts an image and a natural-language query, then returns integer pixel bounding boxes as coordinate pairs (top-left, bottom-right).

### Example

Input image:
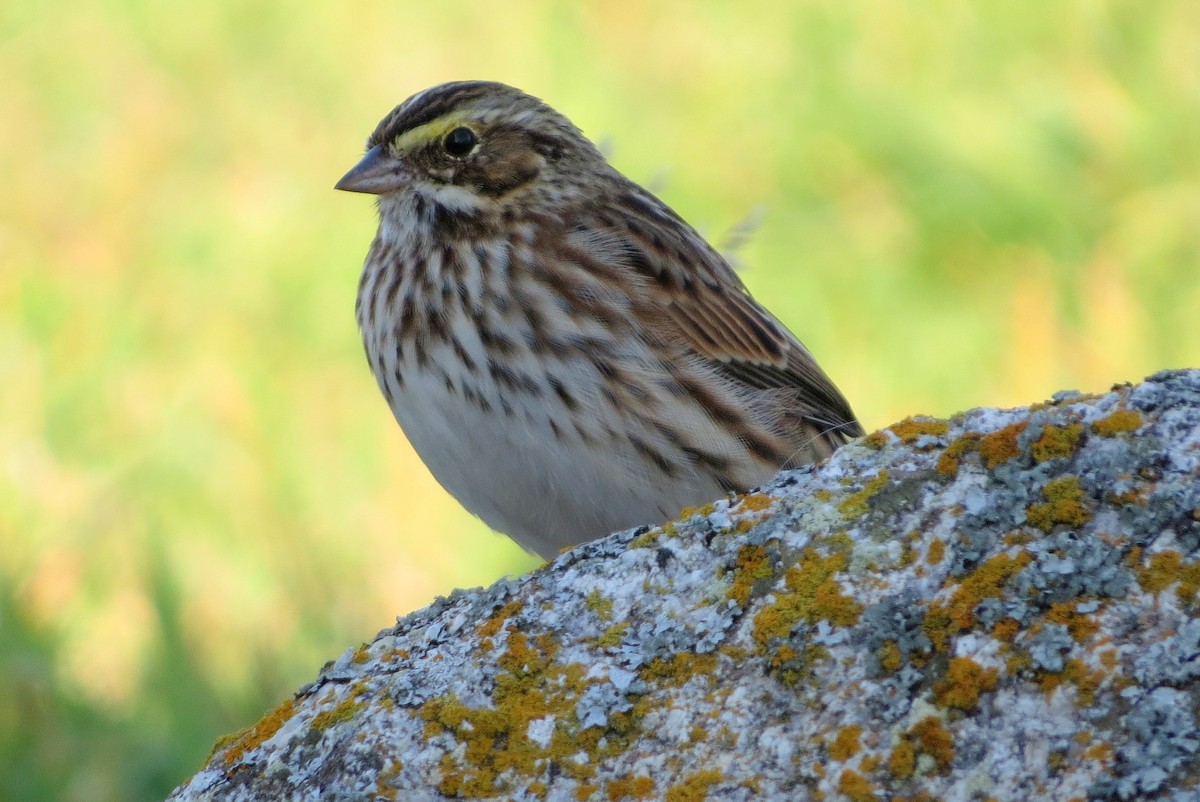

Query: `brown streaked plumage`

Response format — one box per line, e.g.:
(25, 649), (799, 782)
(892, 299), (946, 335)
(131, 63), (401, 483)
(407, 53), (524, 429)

(338, 81), (863, 558)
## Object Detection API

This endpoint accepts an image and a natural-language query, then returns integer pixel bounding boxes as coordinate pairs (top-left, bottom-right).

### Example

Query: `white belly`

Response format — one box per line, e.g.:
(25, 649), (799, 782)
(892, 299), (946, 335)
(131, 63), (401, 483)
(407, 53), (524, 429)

(387, 348), (687, 557)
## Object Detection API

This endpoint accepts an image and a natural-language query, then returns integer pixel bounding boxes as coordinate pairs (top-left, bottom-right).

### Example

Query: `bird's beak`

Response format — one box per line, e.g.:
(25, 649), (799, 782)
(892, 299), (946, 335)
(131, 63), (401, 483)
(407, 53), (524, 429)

(335, 145), (410, 195)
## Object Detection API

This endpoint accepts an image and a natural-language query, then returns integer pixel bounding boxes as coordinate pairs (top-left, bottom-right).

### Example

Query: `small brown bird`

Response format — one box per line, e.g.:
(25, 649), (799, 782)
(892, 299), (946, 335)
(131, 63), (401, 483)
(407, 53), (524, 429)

(337, 81), (863, 559)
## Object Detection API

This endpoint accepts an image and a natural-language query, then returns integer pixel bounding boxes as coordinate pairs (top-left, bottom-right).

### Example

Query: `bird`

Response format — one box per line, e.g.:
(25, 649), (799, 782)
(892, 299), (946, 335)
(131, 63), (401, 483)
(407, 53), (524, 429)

(336, 81), (863, 559)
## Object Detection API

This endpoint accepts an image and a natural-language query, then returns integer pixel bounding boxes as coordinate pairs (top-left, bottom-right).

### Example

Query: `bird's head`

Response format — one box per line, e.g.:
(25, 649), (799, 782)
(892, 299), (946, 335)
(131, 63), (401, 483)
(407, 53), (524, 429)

(336, 81), (605, 215)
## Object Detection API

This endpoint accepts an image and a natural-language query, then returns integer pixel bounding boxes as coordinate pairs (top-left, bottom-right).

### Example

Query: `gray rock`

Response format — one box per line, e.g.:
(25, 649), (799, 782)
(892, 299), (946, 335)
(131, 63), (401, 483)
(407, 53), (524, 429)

(167, 369), (1200, 802)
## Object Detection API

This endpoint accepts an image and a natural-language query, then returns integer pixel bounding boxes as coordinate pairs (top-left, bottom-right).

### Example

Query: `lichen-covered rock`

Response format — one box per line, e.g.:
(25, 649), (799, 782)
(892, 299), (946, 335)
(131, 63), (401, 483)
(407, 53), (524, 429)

(168, 370), (1200, 802)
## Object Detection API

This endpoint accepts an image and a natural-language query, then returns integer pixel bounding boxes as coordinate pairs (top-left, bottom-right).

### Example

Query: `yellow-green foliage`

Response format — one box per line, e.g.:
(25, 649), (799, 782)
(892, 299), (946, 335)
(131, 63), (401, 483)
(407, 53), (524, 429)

(5, 3), (1199, 799)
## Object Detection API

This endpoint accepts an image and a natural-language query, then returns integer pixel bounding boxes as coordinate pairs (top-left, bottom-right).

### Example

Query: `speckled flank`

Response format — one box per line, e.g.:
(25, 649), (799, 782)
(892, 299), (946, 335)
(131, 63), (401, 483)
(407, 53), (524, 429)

(169, 370), (1200, 802)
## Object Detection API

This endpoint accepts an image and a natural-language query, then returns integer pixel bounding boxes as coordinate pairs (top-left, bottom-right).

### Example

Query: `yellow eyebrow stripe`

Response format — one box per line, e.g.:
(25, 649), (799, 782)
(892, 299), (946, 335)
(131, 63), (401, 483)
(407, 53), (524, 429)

(391, 113), (475, 151)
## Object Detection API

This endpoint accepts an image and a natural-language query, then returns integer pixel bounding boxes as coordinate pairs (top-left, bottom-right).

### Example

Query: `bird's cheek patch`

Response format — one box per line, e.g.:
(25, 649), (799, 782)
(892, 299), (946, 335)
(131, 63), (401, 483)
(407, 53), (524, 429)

(472, 152), (543, 198)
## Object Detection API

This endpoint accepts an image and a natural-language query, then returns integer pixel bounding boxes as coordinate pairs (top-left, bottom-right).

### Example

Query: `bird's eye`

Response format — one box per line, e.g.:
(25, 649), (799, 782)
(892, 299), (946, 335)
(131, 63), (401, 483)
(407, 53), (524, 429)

(443, 127), (477, 157)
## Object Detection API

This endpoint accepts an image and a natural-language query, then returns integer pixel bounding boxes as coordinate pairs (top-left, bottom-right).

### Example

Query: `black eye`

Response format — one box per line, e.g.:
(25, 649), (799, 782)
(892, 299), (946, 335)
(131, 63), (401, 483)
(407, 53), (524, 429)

(443, 127), (477, 157)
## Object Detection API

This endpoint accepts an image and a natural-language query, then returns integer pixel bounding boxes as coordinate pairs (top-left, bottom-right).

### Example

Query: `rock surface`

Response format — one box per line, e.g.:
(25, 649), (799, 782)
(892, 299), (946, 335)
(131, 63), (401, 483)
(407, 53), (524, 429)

(168, 370), (1200, 802)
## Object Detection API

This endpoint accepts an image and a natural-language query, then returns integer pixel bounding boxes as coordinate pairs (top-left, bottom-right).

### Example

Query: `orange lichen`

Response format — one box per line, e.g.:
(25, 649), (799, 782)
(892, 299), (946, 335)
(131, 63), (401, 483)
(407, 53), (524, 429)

(1002, 530), (1036, 546)
(933, 657), (999, 710)
(836, 769), (876, 802)
(753, 548), (864, 650)
(497, 630), (549, 676)
(596, 622), (629, 648)
(640, 652), (718, 687)
(476, 600), (524, 639)
(1136, 549), (1200, 604)
(419, 624), (623, 797)
(1106, 482), (1148, 506)
(1091, 408), (1143, 437)
(979, 421), (1028, 468)
(936, 431), (982, 475)
(893, 793), (938, 802)
(1038, 658), (1105, 706)
(878, 641), (903, 673)
(888, 739), (916, 779)
(839, 471), (890, 518)
(908, 717), (956, 774)
(584, 590), (614, 621)
(311, 694), (365, 732)
(629, 528), (661, 549)
(1031, 423), (1083, 463)
(679, 503), (715, 521)
(1005, 650), (1033, 676)
(375, 759), (405, 797)
(606, 774), (656, 800)
(828, 725), (863, 761)
(926, 539), (945, 566)
(923, 550), (1034, 651)
(216, 697), (297, 767)
(862, 429), (890, 449)
(664, 769), (724, 802)
(1026, 477), (1092, 532)
(991, 618), (1021, 642)
(1045, 602), (1101, 641)
(887, 416), (951, 445)
(726, 544), (777, 607)
(736, 493), (773, 513)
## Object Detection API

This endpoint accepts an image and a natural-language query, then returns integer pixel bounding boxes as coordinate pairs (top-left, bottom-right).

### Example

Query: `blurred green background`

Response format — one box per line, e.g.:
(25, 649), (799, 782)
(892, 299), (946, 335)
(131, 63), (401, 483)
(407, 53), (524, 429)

(2, 1), (1198, 798)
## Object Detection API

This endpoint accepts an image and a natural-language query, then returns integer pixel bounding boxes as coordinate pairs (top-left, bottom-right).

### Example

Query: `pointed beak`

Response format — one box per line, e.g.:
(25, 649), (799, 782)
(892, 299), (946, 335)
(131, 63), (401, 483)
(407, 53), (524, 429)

(335, 145), (410, 194)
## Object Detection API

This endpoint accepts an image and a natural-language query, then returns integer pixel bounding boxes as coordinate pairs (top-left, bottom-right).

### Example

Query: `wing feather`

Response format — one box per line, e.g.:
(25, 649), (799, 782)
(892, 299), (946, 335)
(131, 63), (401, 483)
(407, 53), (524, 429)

(571, 187), (863, 442)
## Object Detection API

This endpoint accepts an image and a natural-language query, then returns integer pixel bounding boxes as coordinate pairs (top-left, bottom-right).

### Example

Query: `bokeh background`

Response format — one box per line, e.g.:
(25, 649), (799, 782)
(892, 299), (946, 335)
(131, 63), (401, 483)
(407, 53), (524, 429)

(2, 1), (1198, 799)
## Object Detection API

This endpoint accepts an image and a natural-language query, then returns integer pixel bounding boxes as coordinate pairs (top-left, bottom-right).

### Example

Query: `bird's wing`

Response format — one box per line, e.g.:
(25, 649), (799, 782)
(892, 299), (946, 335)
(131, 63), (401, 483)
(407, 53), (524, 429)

(573, 187), (863, 441)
